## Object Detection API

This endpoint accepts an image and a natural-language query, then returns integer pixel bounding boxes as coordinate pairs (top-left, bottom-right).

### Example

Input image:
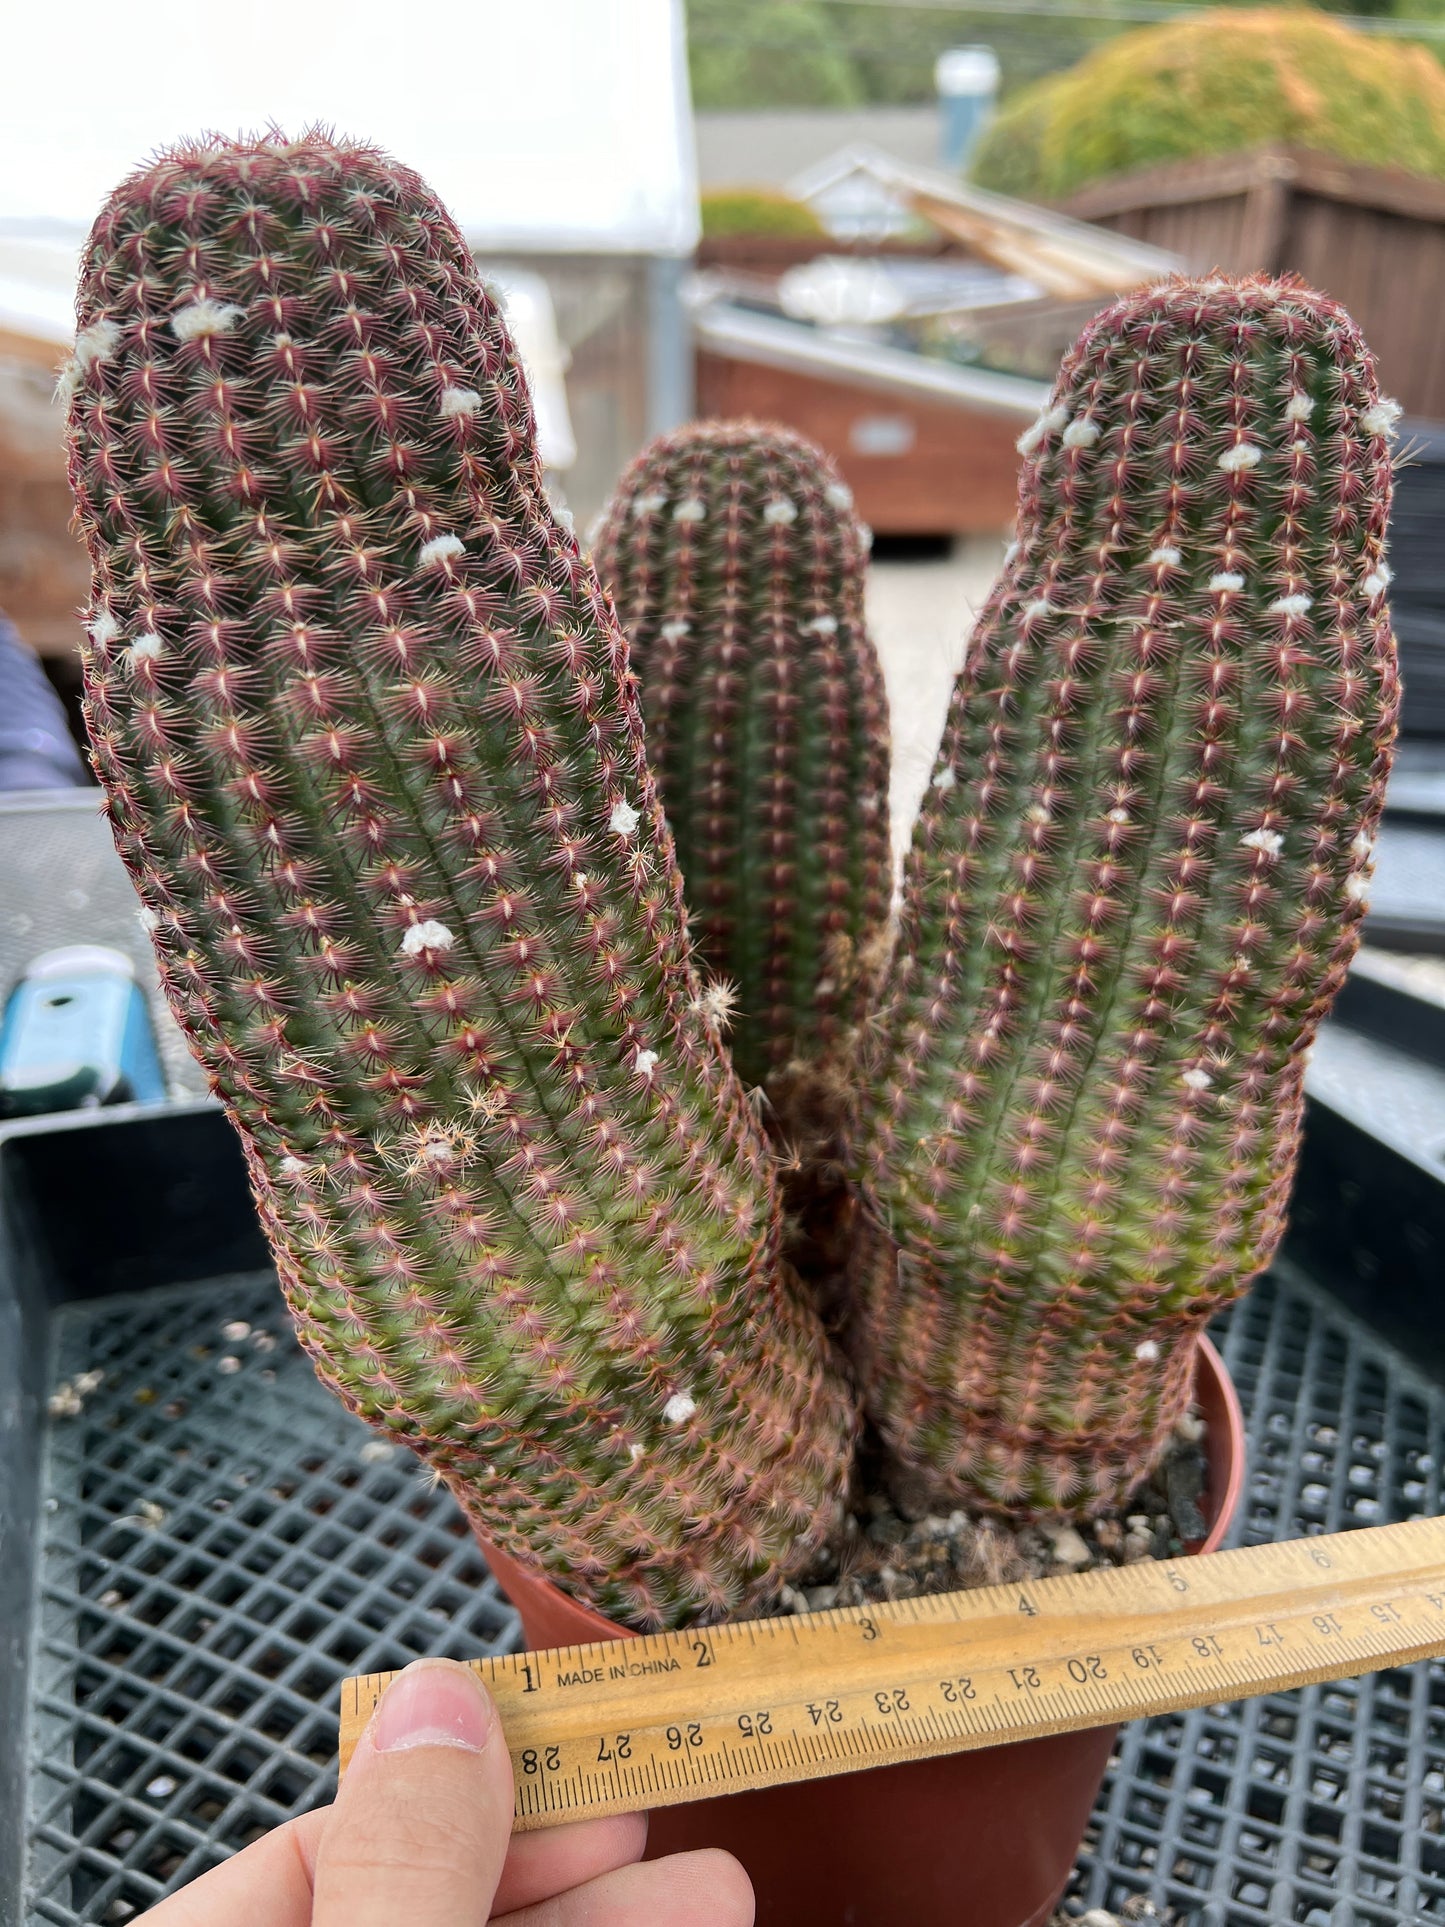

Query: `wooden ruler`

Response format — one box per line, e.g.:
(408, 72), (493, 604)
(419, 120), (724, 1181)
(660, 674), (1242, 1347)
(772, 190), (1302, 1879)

(339, 1515), (1445, 1828)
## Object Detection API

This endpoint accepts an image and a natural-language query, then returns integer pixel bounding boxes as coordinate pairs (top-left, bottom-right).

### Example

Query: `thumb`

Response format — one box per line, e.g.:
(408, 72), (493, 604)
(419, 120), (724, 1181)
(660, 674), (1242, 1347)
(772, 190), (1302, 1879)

(313, 1657), (514, 1927)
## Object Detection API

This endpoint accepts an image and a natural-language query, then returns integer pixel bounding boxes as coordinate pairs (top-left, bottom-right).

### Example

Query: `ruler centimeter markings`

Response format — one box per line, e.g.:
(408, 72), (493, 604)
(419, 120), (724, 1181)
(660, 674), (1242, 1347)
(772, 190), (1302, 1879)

(338, 1516), (1445, 1829)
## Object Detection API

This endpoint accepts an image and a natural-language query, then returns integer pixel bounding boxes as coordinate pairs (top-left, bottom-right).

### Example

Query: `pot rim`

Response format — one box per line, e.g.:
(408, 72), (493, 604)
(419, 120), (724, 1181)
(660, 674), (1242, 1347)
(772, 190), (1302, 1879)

(487, 1330), (1246, 1643)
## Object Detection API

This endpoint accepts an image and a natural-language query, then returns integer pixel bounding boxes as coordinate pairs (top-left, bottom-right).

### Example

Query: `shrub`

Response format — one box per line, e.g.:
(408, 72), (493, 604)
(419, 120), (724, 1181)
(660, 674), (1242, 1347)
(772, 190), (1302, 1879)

(700, 189), (827, 239)
(973, 8), (1445, 203)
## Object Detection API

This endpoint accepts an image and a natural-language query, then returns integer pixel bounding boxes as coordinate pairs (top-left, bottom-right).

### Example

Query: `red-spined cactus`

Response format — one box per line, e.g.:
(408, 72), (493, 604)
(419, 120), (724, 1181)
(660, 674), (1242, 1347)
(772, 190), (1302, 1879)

(61, 131), (857, 1630)
(595, 421), (891, 1104)
(847, 276), (1399, 1518)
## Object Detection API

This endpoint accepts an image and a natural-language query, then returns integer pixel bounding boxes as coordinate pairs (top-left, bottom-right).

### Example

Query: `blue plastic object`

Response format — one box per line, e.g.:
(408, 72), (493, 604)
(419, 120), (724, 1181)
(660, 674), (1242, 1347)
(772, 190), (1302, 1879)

(0, 944), (166, 1117)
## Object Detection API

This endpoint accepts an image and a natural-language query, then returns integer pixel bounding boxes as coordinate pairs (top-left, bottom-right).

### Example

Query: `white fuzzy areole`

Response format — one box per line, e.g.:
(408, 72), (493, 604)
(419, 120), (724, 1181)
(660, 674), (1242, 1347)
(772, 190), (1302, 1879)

(762, 497), (797, 526)
(1362, 565), (1393, 600)
(1360, 398), (1403, 439)
(1217, 442), (1262, 473)
(1284, 391), (1315, 423)
(1016, 402), (1068, 457)
(400, 919), (455, 956)
(170, 299), (245, 342)
(1062, 416), (1100, 449)
(632, 491), (667, 518)
(659, 619), (691, 642)
(673, 496), (706, 524)
(279, 1155), (308, 1179)
(1021, 597), (1051, 622)
(125, 633), (163, 668)
(1351, 831), (1376, 861)
(1015, 419), (1046, 457)
(1345, 874), (1372, 903)
(663, 1391), (697, 1425)
(609, 798), (640, 838)
(825, 481), (853, 510)
(419, 534), (465, 568)
(1135, 1339), (1162, 1362)
(1181, 1068), (1212, 1092)
(933, 766), (957, 792)
(806, 615), (838, 636)
(1269, 593), (1312, 618)
(634, 1048), (659, 1077)
(87, 610), (120, 650)
(137, 906), (159, 933)
(439, 385), (482, 418)
(1209, 571), (1245, 592)
(1106, 807), (1130, 825)
(693, 979), (738, 1031)
(1147, 545), (1182, 567)
(1241, 827), (1284, 856)
(60, 315), (123, 396)
(75, 316), (122, 368)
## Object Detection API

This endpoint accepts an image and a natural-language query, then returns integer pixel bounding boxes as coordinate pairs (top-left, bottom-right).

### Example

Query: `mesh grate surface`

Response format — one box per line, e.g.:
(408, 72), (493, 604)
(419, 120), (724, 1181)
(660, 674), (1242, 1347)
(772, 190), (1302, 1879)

(21, 1262), (1445, 1925)
(27, 1272), (517, 1925)
(1067, 1264), (1445, 1926)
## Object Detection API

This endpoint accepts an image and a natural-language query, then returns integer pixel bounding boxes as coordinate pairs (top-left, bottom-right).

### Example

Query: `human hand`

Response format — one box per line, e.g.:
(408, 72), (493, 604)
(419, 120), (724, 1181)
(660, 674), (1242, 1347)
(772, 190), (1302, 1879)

(145, 1656), (754, 1924)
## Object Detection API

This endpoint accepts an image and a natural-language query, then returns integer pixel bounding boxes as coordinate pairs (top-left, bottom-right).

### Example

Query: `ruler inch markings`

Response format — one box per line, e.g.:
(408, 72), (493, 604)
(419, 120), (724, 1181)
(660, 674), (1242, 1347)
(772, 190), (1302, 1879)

(337, 1516), (1445, 1829)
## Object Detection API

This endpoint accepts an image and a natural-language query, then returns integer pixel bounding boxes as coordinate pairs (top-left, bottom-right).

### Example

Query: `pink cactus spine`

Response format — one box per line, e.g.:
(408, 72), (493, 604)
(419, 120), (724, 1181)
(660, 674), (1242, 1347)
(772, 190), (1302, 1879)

(847, 276), (1399, 1519)
(594, 420), (891, 1102)
(61, 132), (857, 1630)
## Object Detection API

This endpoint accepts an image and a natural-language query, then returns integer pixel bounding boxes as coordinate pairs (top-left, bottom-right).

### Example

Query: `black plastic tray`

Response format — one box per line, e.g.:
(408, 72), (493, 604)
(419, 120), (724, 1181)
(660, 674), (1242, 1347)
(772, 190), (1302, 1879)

(3, 955), (1445, 1926)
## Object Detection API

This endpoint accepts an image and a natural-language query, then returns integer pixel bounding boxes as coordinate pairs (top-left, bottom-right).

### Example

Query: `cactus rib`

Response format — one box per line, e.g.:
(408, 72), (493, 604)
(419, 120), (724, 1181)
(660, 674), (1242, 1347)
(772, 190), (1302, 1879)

(596, 420), (891, 1100)
(847, 276), (1399, 1518)
(63, 132), (857, 1630)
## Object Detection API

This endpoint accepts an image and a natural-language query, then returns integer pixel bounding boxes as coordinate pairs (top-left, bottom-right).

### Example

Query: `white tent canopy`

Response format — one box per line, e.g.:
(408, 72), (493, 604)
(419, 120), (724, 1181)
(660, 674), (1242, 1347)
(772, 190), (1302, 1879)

(0, 0), (698, 255)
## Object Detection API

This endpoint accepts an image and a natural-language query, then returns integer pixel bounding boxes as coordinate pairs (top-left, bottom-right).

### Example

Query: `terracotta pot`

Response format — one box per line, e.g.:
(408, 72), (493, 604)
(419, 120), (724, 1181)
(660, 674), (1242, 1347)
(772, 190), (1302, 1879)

(484, 1336), (1245, 1927)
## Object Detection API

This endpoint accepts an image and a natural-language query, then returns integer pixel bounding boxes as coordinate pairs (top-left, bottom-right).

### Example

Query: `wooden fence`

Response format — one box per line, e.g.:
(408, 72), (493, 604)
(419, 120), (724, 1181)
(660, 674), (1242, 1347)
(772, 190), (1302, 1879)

(1062, 146), (1445, 421)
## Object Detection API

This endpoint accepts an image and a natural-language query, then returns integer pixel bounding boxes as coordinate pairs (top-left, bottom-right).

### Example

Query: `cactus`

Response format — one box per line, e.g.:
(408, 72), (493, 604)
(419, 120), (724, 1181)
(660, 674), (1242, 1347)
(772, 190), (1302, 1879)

(847, 276), (1399, 1519)
(595, 421), (891, 1107)
(61, 131), (858, 1631)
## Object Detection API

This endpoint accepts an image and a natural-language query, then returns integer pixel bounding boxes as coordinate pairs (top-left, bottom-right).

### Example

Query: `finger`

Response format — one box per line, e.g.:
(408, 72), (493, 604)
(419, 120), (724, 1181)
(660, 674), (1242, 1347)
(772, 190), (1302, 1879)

(279, 1803), (330, 1883)
(492, 1848), (754, 1927)
(293, 1783), (643, 1913)
(312, 1657), (513, 1927)
(491, 1812), (647, 1915)
(142, 1809), (324, 1925)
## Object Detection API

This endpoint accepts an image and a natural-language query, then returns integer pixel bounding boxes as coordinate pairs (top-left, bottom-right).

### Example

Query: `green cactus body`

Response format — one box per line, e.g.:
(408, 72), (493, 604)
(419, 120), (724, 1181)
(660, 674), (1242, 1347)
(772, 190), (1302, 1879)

(62, 133), (856, 1630)
(595, 421), (891, 1101)
(849, 276), (1399, 1518)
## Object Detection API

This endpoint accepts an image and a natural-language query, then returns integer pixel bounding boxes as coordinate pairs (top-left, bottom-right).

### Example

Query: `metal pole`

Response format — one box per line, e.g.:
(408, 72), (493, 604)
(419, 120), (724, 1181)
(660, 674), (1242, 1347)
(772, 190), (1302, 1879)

(645, 252), (694, 437)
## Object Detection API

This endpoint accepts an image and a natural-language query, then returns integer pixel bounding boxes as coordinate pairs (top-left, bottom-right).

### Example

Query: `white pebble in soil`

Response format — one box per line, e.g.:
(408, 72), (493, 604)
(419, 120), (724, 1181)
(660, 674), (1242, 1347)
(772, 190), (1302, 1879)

(1041, 1524), (1092, 1570)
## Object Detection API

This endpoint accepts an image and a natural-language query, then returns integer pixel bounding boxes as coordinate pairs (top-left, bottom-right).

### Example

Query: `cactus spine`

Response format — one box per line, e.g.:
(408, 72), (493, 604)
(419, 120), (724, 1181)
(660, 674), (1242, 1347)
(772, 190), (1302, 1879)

(62, 133), (857, 1630)
(848, 277), (1398, 1518)
(596, 421), (891, 1100)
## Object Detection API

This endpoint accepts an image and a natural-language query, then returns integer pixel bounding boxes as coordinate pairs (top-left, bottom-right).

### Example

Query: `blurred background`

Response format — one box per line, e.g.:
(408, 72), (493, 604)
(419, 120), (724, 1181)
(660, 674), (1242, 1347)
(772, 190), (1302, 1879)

(5, 0), (1445, 891)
